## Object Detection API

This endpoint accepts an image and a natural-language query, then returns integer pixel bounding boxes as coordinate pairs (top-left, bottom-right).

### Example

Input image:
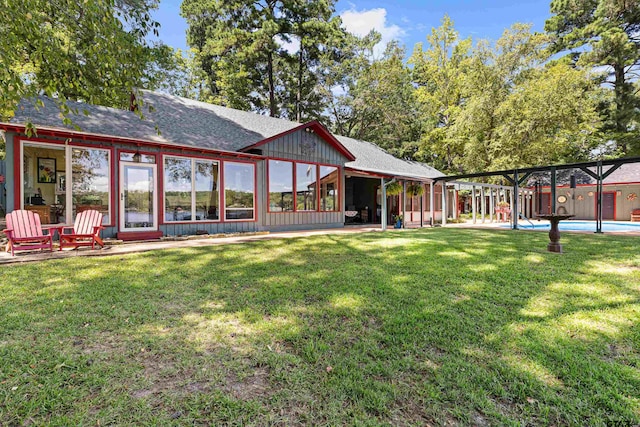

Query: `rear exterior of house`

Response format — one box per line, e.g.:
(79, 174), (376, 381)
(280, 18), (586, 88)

(1, 91), (445, 239)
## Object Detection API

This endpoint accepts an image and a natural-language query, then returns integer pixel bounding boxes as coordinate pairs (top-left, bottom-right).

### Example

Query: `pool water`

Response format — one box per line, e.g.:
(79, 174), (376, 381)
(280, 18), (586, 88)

(503, 221), (640, 232)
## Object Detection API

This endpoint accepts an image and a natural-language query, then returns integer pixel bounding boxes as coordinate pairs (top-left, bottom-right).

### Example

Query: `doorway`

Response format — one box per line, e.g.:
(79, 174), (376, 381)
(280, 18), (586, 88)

(119, 162), (158, 231)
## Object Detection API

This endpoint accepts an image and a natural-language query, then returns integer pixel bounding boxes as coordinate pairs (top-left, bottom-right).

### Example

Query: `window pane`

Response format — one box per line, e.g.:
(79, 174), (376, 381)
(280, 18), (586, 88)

(195, 161), (219, 221)
(22, 144), (66, 225)
(319, 166), (338, 211)
(120, 152), (156, 163)
(72, 147), (109, 224)
(268, 160), (293, 212)
(224, 162), (255, 220)
(296, 163), (317, 211)
(164, 157), (192, 221)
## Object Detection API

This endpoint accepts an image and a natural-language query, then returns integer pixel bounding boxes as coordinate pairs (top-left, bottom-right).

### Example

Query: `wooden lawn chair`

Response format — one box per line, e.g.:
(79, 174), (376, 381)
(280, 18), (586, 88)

(3, 210), (54, 256)
(59, 209), (105, 251)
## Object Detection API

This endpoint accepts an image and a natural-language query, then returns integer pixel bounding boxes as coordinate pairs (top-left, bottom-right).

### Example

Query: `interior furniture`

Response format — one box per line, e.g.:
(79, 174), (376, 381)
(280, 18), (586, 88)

(59, 209), (105, 251)
(3, 210), (54, 256)
(24, 204), (51, 224)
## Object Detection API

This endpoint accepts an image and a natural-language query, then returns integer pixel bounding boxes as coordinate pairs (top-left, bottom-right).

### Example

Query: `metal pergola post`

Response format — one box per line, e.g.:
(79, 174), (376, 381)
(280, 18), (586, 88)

(512, 170), (519, 230)
(596, 161), (603, 233)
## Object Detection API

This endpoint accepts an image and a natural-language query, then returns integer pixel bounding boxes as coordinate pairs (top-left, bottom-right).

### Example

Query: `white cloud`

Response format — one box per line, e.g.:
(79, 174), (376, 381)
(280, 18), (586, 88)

(340, 7), (405, 57)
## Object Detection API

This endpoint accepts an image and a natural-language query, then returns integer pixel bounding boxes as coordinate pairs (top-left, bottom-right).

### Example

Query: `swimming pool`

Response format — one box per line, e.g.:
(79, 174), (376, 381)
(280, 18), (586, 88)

(502, 221), (640, 232)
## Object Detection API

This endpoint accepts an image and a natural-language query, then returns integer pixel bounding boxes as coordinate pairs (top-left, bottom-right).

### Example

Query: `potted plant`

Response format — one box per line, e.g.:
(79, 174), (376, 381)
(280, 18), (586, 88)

(407, 182), (424, 197)
(386, 181), (403, 196)
(393, 214), (403, 228)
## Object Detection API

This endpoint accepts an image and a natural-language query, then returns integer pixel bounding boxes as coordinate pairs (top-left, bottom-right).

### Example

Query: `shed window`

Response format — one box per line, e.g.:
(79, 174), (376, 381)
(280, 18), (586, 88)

(268, 160), (294, 212)
(296, 163), (317, 211)
(319, 166), (339, 211)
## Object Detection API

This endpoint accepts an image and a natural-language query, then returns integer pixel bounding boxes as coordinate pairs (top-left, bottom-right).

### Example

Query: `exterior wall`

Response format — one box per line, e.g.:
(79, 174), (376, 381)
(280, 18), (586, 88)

(539, 184), (640, 220)
(6, 131), (261, 239)
(258, 129), (347, 231)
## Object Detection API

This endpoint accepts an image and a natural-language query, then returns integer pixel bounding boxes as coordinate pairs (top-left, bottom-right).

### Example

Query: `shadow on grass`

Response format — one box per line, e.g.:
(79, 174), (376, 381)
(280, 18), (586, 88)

(0, 228), (638, 425)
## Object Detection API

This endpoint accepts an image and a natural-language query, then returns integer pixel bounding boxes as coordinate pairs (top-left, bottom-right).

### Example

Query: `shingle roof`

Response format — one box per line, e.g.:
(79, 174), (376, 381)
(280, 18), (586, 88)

(9, 90), (445, 180)
(339, 135), (444, 180)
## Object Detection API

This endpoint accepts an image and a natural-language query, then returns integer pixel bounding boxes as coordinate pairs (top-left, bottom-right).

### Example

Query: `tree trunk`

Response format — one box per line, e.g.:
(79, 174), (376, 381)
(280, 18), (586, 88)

(613, 63), (627, 154)
(267, 50), (276, 117)
(297, 45), (303, 122)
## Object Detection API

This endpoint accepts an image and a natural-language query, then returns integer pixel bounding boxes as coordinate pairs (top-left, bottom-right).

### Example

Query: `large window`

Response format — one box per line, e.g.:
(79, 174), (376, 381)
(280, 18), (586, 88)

(164, 156), (219, 222)
(319, 166), (339, 211)
(268, 161), (340, 213)
(21, 142), (111, 225)
(72, 148), (110, 223)
(268, 160), (293, 212)
(224, 161), (255, 220)
(296, 162), (317, 211)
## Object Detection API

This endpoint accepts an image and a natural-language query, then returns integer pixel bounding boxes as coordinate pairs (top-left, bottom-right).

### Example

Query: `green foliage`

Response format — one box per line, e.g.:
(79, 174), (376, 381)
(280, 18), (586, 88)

(0, 0), (162, 124)
(545, 0), (640, 155)
(410, 18), (602, 174)
(385, 180), (403, 196)
(181, 0), (353, 120)
(406, 182), (424, 197)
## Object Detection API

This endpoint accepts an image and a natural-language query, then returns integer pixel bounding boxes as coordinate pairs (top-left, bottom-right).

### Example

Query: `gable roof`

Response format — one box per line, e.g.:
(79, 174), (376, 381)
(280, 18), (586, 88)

(8, 90), (444, 180)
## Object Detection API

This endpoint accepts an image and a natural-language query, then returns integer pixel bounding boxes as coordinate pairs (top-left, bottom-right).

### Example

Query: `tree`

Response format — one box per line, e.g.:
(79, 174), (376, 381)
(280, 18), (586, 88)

(409, 15), (472, 172)
(329, 41), (421, 158)
(181, 0), (356, 120)
(0, 0), (161, 124)
(545, 0), (640, 155)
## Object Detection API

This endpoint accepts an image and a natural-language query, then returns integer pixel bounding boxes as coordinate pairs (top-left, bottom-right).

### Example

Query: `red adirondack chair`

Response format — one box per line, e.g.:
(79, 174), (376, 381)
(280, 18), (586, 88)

(3, 210), (54, 256)
(59, 210), (105, 251)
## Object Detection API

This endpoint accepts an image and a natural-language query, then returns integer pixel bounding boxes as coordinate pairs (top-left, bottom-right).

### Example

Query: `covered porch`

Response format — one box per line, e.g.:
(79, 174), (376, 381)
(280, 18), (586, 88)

(344, 168), (447, 229)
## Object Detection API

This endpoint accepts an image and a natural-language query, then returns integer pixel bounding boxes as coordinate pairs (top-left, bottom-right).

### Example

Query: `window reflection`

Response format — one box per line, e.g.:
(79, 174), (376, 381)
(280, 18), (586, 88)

(319, 166), (338, 211)
(224, 162), (255, 220)
(72, 148), (110, 224)
(268, 160), (293, 212)
(296, 163), (317, 211)
(164, 156), (219, 222)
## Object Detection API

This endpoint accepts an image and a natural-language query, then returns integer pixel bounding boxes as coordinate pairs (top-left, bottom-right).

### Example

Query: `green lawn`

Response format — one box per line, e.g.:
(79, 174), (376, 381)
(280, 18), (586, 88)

(1, 229), (639, 426)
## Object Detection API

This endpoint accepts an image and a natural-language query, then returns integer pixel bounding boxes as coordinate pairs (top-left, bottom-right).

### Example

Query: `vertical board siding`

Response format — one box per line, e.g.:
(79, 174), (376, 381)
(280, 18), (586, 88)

(258, 129), (348, 230)
(0, 159), (6, 213)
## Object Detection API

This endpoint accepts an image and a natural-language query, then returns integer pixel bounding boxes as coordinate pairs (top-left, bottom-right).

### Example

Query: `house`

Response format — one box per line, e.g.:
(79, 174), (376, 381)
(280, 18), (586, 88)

(527, 165), (640, 221)
(0, 91), (446, 240)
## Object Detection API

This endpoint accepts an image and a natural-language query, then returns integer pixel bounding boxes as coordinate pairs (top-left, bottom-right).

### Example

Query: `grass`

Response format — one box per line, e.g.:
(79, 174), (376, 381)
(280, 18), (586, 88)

(0, 228), (639, 426)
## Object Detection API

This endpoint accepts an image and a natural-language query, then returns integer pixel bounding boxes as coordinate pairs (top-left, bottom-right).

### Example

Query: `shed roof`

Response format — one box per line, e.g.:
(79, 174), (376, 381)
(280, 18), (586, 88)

(8, 91), (444, 180)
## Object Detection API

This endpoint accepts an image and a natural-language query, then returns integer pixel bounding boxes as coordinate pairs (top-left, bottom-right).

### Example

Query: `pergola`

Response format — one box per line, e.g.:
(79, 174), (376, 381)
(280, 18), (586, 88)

(434, 156), (640, 233)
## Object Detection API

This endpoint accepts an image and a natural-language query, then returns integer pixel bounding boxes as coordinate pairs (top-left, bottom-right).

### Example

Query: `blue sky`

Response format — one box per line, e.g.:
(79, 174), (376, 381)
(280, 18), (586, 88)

(151, 0), (552, 54)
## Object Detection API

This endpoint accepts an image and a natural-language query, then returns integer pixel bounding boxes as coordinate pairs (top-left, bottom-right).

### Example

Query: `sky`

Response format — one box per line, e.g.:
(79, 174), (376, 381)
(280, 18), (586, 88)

(151, 0), (552, 55)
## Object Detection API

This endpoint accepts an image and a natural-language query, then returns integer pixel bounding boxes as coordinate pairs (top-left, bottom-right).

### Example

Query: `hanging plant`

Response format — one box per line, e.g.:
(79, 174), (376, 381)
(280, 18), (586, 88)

(407, 182), (424, 197)
(386, 181), (403, 196)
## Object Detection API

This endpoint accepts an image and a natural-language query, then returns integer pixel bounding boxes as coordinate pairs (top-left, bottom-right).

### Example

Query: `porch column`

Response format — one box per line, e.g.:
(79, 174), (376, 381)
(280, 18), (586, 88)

(551, 167), (557, 214)
(420, 184), (424, 227)
(442, 183), (447, 226)
(471, 186), (477, 224)
(430, 181), (435, 226)
(381, 177), (387, 231)
(489, 188), (494, 223)
(480, 186), (486, 223)
(402, 180), (406, 228)
(452, 187), (458, 220)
